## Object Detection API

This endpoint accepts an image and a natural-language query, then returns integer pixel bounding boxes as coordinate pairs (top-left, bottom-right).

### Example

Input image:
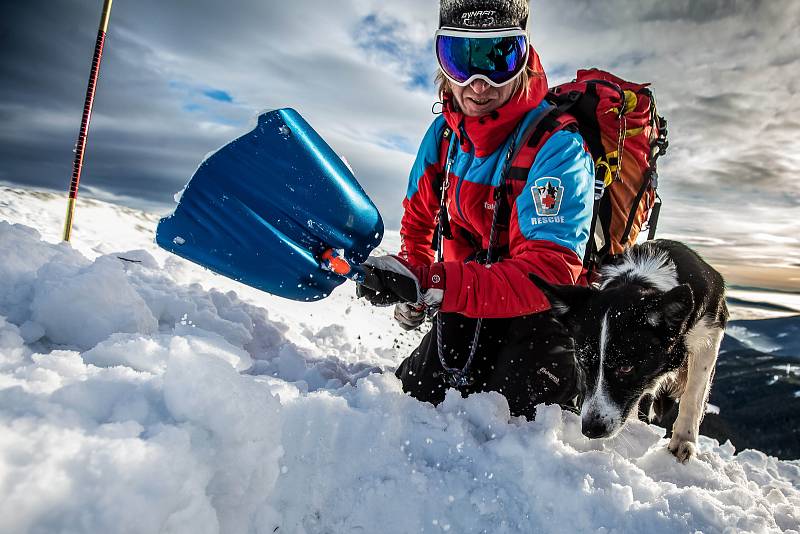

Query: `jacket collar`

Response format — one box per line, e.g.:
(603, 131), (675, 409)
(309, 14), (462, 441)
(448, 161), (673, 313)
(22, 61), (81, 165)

(442, 46), (549, 158)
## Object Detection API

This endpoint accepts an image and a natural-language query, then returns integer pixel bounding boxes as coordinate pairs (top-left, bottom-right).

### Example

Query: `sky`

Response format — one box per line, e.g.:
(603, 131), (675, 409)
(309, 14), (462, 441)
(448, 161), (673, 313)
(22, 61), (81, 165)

(1, 0), (798, 291)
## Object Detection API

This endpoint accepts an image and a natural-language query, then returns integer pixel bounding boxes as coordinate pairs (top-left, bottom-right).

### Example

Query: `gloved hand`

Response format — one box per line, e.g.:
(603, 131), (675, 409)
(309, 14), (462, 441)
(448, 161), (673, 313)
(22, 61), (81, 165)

(394, 302), (426, 330)
(356, 255), (445, 308)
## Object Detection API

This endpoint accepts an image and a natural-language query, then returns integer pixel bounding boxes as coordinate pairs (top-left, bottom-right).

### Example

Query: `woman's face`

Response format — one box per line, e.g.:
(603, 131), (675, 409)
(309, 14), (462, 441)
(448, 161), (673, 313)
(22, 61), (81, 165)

(450, 78), (516, 117)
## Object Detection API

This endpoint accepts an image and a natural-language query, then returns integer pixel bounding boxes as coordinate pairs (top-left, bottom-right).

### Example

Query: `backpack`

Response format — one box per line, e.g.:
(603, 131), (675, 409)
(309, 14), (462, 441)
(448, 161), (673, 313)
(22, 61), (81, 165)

(435, 69), (669, 273)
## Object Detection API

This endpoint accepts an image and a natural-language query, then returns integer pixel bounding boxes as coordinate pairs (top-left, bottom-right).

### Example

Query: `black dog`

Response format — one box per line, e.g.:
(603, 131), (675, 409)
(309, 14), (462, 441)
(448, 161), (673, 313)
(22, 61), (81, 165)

(530, 239), (728, 462)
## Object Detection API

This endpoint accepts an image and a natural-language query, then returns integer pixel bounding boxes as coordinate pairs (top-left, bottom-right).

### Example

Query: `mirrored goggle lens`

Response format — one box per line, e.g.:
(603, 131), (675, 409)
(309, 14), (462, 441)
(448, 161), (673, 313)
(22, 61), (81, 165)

(436, 34), (527, 85)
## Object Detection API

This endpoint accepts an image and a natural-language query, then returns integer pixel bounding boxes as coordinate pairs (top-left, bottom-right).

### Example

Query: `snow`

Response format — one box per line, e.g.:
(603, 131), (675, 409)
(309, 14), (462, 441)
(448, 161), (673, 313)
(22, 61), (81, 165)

(1, 187), (799, 533)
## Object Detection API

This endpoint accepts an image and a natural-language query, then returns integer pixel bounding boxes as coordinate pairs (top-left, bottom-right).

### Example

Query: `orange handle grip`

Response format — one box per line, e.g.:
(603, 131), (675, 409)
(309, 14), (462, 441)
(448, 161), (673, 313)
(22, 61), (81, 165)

(321, 249), (352, 276)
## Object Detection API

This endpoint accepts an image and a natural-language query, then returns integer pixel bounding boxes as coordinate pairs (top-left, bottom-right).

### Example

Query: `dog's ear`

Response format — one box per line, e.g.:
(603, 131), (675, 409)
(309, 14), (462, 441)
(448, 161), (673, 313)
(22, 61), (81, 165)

(657, 283), (694, 336)
(528, 273), (593, 318)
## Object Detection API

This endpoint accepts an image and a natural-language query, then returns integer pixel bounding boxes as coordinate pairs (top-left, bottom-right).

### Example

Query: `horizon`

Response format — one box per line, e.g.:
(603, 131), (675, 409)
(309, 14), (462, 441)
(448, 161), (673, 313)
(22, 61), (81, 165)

(3, 183), (799, 300)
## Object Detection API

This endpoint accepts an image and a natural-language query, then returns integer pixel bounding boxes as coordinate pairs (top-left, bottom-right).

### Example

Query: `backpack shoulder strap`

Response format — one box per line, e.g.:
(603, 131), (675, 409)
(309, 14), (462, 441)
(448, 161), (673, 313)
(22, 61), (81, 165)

(431, 125), (455, 250)
(438, 126), (453, 168)
(495, 106), (578, 226)
(431, 125), (453, 197)
(432, 107), (577, 248)
(508, 105), (578, 179)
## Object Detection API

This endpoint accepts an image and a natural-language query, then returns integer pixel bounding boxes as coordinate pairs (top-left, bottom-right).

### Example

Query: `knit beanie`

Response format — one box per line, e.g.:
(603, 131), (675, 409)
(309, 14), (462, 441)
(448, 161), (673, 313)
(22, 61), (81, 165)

(439, 0), (529, 30)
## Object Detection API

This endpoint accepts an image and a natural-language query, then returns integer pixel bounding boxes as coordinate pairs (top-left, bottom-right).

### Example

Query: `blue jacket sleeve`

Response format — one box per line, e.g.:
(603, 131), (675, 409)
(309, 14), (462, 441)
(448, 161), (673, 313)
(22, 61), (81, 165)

(515, 129), (594, 260)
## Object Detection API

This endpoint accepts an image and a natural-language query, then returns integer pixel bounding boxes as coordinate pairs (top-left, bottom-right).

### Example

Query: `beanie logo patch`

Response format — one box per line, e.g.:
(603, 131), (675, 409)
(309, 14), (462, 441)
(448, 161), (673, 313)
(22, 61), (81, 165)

(460, 10), (497, 28)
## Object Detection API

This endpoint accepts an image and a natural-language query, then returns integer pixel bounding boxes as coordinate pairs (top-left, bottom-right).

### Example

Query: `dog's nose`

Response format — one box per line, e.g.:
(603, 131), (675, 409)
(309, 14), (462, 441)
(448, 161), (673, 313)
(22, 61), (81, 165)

(582, 417), (611, 439)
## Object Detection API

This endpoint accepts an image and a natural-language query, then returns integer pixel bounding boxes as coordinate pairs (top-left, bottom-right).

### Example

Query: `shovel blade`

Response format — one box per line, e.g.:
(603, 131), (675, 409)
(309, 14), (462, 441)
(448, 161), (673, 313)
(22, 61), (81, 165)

(156, 108), (383, 301)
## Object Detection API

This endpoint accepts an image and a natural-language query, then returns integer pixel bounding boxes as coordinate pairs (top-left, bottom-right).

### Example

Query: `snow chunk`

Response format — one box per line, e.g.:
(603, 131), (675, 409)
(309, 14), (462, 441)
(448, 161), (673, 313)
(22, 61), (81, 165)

(0, 221), (85, 324)
(164, 349), (282, 531)
(0, 317), (28, 374)
(31, 254), (158, 349)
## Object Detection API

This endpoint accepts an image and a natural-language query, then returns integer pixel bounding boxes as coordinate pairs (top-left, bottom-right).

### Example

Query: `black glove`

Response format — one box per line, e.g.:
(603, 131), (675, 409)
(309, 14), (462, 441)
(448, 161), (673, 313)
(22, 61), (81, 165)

(356, 255), (445, 308)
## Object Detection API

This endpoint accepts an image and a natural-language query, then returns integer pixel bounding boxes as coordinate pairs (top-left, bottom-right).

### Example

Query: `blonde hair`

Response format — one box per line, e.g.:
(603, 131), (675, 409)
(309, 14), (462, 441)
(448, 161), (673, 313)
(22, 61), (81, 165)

(435, 65), (541, 103)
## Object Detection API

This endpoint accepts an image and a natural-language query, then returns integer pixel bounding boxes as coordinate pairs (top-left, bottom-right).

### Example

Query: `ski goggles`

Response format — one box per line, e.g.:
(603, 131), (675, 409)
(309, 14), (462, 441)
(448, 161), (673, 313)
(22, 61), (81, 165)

(435, 28), (529, 87)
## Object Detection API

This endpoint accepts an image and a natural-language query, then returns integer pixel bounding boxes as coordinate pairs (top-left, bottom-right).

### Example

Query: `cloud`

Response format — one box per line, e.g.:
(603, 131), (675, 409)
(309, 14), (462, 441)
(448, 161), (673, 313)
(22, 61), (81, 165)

(354, 14), (437, 91)
(640, 0), (766, 23)
(0, 0), (436, 220)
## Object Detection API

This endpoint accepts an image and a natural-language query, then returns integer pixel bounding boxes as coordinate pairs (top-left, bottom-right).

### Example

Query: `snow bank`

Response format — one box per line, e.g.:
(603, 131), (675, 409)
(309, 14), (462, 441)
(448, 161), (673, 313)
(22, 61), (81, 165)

(0, 203), (799, 533)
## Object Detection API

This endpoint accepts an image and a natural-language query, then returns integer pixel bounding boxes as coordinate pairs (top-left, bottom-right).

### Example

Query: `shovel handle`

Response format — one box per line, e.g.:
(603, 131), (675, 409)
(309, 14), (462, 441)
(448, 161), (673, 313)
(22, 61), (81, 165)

(321, 248), (355, 276)
(319, 248), (364, 282)
(320, 249), (384, 292)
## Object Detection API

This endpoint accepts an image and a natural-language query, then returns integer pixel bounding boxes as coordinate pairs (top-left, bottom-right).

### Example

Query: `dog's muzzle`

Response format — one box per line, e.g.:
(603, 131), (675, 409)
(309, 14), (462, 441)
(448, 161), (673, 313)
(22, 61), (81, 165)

(582, 415), (614, 439)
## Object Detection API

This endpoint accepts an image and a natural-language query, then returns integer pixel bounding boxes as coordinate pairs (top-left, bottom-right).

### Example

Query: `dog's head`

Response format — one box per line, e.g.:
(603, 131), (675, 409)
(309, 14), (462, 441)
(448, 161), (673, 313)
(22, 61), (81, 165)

(528, 274), (694, 439)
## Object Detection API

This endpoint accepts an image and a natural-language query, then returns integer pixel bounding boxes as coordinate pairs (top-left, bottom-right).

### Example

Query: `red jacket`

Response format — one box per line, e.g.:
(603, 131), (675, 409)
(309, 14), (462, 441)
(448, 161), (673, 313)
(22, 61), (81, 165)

(399, 47), (595, 319)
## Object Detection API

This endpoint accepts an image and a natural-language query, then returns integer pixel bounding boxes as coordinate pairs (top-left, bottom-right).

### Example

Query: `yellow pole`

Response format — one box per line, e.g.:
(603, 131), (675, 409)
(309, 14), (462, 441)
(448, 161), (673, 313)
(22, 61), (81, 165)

(63, 0), (114, 242)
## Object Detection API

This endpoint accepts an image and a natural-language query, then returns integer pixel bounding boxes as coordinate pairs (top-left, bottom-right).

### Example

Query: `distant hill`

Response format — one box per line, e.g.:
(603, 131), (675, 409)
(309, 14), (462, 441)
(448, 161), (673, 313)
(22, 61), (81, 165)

(725, 316), (800, 359)
(658, 319), (800, 459)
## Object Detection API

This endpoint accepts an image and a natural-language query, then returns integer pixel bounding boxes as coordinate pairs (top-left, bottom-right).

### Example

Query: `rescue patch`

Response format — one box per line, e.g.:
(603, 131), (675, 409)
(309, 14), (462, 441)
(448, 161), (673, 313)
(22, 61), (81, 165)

(531, 177), (564, 217)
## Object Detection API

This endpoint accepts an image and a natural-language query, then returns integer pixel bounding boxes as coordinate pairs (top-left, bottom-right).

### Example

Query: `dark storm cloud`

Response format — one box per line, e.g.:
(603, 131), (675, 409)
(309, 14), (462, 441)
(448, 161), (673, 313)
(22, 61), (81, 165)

(0, 0), (248, 208)
(537, 0), (768, 24)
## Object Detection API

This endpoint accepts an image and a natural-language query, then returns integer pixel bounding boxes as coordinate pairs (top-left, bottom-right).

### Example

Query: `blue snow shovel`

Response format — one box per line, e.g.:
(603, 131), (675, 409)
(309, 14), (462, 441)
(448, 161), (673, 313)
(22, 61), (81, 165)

(156, 108), (383, 301)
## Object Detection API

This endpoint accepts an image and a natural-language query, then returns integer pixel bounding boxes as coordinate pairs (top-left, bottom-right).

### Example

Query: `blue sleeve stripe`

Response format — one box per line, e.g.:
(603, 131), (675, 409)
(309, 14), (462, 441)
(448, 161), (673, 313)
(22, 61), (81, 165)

(515, 130), (595, 259)
(406, 116), (447, 200)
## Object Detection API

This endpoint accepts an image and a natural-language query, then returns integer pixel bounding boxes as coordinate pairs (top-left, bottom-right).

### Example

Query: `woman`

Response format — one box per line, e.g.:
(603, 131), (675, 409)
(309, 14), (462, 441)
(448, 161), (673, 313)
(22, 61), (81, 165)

(357, 0), (593, 417)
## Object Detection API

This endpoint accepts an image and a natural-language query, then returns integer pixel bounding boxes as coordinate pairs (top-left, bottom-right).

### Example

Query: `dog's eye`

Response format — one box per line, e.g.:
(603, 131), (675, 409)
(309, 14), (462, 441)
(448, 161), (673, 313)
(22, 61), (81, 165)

(617, 365), (634, 375)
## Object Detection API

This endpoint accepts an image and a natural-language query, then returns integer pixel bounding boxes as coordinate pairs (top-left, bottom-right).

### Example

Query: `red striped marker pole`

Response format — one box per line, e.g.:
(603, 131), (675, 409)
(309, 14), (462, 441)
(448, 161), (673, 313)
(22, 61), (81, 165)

(63, 0), (114, 242)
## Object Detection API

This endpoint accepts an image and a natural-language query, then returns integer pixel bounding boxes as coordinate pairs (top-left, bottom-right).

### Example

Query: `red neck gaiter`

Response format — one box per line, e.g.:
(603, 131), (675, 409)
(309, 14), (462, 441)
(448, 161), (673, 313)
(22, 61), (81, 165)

(442, 46), (549, 158)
